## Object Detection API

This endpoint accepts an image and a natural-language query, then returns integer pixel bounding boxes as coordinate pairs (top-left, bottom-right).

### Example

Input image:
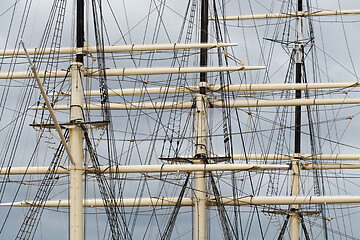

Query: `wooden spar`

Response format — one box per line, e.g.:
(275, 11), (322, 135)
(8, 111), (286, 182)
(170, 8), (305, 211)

(21, 41), (75, 166)
(0, 43), (237, 56)
(211, 9), (360, 21)
(55, 82), (360, 97)
(4, 162), (360, 175)
(0, 65), (264, 79)
(4, 195), (360, 208)
(31, 98), (360, 110)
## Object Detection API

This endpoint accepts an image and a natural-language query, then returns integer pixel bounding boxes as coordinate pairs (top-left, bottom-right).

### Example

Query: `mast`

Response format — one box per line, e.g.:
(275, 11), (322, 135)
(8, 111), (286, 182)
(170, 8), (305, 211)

(295, 0), (302, 155)
(194, 0), (209, 239)
(70, 0), (84, 239)
(76, 0), (84, 63)
(199, 0), (208, 95)
(69, 62), (84, 240)
(290, 0), (303, 238)
(194, 94), (208, 240)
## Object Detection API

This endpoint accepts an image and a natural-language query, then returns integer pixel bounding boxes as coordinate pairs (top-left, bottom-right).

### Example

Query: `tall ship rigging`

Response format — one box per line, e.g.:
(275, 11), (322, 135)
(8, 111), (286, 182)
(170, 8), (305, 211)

(0, 0), (360, 239)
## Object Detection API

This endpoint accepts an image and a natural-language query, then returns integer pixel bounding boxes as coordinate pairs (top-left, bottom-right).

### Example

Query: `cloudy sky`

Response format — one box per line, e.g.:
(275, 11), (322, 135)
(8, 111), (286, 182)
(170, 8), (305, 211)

(1, 0), (360, 239)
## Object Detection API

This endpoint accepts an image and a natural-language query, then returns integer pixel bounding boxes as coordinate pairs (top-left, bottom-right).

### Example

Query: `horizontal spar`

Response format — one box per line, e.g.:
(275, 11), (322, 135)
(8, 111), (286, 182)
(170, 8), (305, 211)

(211, 82), (360, 92)
(4, 195), (360, 207)
(303, 163), (360, 170)
(229, 195), (360, 206)
(0, 66), (264, 79)
(89, 66), (263, 76)
(32, 101), (194, 110)
(0, 163), (289, 175)
(215, 98), (360, 108)
(212, 9), (360, 20)
(3, 161), (360, 175)
(59, 82), (360, 97)
(32, 98), (360, 110)
(0, 197), (193, 207)
(171, 153), (360, 161)
(0, 42), (237, 56)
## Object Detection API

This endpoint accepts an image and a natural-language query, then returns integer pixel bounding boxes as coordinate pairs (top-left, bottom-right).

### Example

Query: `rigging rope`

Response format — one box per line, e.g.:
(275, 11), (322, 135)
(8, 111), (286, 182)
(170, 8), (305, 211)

(16, 130), (68, 240)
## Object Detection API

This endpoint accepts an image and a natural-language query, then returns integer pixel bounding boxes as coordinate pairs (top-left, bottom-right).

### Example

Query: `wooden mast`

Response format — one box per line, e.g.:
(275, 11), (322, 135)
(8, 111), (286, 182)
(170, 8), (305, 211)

(290, 0), (303, 239)
(194, 0), (209, 239)
(70, 0), (85, 239)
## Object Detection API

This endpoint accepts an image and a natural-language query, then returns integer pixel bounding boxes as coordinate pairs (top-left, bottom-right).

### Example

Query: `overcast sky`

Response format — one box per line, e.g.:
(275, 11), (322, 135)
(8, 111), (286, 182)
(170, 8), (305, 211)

(1, 0), (360, 239)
